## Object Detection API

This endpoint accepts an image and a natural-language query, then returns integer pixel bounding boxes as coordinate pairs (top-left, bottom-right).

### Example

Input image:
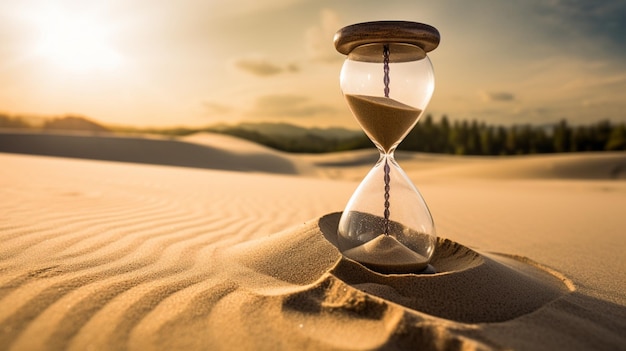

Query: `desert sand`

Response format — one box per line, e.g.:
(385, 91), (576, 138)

(1, 131), (625, 350)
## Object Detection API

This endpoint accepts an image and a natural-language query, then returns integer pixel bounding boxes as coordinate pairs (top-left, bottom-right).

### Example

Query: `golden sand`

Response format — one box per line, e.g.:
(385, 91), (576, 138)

(1, 133), (625, 350)
(344, 94), (422, 153)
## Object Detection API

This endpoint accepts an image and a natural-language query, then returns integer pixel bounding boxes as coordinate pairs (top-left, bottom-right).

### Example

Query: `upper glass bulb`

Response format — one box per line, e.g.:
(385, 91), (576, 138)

(340, 43), (435, 153)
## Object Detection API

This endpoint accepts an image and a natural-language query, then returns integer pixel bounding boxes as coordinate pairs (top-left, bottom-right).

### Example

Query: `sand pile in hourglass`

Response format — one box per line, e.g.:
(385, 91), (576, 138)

(342, 234), (430, 273)
(344, 94), (422, 153)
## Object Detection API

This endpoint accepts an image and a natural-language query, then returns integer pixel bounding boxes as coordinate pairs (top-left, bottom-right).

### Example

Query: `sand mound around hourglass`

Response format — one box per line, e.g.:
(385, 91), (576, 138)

(226, 212), (573, 328)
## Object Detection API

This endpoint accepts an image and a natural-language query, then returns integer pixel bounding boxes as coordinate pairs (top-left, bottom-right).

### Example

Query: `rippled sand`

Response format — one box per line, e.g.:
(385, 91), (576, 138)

(1, 132), (625, 350)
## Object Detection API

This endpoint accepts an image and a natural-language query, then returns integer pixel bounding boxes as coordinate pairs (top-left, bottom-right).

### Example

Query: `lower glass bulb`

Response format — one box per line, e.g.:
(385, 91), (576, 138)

(337, 154), (436, 274)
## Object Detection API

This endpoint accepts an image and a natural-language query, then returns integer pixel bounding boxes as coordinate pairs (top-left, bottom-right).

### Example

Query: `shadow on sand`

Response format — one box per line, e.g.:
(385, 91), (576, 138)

(0, 131), (298, 174)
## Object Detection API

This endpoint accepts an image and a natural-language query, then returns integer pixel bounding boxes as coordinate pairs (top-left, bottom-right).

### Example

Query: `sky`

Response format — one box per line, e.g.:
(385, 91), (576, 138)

(1, 0), (625, 129)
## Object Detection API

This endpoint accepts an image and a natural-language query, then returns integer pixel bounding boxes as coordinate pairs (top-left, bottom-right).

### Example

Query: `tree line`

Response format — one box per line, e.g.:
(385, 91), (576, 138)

(401, 116), (626, 155)
(209, 117), (626, 154)
(217, 117), (626, 154)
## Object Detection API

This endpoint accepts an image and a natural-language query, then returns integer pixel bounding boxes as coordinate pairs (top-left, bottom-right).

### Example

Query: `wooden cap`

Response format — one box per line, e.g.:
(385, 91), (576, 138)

(334, 21), (440, 62)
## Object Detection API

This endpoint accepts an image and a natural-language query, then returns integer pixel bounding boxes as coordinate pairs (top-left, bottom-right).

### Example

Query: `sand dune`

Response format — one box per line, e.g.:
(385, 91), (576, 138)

(0, 130), (301, 174)
(2, 130), (624, 180)
(308, 149), (626, 181)
(406, 152), (626, 181)
(1, 133), (625, 350)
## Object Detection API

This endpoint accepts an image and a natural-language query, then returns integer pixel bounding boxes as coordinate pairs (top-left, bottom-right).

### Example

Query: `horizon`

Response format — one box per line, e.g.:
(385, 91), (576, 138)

(1, 1), (625, 129)
(3, 111), (625, 132)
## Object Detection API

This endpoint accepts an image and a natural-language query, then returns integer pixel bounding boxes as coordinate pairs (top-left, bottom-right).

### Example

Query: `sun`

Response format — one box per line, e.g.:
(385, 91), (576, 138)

(30, 6), (122, 73)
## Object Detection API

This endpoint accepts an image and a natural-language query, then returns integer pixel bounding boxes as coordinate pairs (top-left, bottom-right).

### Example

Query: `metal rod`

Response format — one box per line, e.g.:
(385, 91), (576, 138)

(383, 157), (391, 235)
(383, 44), (391, 235)
(383, 44), (390, 98)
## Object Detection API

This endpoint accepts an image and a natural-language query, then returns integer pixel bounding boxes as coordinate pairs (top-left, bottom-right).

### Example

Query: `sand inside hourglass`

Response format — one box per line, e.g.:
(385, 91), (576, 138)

(342, 234), (429, 273)
(344, 94), (422, 153)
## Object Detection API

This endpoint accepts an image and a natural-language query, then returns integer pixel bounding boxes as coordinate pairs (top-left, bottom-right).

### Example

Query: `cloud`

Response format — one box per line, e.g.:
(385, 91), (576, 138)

(511, 106), (552, 117)
(530, 1), (626, 57)
(206, 0), (306, 19)
(203, 101), (233, 115)
(250, 94), (338, 118)
(234, 57), (284, 76)
(257, 94), (308, 108)
(305, 9), (343, 63)
(480, 91), (515, 102)
(233, 57), (299, 77)
(285, 63), (300, 73)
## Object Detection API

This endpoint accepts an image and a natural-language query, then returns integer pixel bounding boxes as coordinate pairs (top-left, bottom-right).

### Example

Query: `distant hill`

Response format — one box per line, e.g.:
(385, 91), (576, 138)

(43, 116), (110, 133)
(211, 122), (363, 139)
(0, 115), (31, 129)
(206, 122), (369, 153)
(0, 114), (110, 133)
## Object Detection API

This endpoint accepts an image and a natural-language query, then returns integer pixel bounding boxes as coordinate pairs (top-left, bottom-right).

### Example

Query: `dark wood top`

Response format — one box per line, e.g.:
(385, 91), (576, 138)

(334, 21), (440, 61)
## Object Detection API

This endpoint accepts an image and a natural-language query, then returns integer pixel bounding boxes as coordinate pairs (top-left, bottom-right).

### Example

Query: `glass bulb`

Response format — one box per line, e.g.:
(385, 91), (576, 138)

(338, 154), (436, 273)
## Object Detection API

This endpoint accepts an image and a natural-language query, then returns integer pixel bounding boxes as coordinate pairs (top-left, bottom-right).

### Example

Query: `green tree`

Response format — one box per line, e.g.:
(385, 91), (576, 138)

(439, 115), (452, 153)
(479, 124), (494, 155)
(605, 124), (626, 151)
(553, 120), (571, 153)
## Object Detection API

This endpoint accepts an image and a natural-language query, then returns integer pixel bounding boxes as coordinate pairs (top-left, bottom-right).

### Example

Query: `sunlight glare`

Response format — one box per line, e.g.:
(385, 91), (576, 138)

(32, 7), (122, 73)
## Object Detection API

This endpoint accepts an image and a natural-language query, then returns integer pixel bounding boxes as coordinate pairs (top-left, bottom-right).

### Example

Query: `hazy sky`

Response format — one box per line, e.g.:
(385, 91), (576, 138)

(1, 0), (625, 128)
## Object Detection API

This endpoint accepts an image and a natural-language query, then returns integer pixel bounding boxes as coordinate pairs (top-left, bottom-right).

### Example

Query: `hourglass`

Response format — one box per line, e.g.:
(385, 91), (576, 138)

(334, 21), (440, 274)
